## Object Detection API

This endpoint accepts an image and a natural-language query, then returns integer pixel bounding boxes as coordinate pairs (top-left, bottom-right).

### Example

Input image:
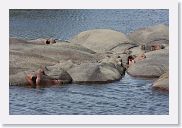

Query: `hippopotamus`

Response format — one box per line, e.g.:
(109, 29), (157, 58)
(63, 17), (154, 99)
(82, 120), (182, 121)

(25, 69), (61, 88)
(10, 37), (57, 45)
(127, 53), (146, 67)
(141, 44), (165, 52)
(25, 68), (72, 88)
(27, 38), (56, 45)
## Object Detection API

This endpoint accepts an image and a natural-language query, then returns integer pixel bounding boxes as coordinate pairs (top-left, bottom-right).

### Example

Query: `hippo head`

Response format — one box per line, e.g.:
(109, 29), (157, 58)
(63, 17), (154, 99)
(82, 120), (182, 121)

(150, 44), (165, 51)
(45, 38), (56, 44)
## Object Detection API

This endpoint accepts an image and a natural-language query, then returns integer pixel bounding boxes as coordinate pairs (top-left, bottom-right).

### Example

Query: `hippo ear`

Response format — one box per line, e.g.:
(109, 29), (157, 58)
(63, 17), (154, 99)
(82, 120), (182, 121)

(54, 38), (59, 43)
(40, 65), (49, 71)
(53, 39), (56, 43)
(49, 38), (56, 44)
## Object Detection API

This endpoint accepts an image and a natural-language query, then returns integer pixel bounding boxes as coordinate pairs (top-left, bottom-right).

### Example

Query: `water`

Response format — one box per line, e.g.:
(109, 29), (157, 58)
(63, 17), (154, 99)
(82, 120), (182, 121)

(9, 9), (169, 115)
(9, 9), (169, 40)
(9, 74), (168, 115)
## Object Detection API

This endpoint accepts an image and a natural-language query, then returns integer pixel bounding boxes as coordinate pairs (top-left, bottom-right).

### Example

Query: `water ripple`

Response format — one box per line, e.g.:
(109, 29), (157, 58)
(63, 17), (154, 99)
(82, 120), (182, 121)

(9, 74), (168, 115)
(9, 9), (169, 115)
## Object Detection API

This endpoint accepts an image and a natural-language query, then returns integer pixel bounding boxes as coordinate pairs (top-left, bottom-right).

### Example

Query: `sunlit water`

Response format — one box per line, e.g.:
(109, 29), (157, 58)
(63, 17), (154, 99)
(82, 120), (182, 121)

(9, 9), (169, 115)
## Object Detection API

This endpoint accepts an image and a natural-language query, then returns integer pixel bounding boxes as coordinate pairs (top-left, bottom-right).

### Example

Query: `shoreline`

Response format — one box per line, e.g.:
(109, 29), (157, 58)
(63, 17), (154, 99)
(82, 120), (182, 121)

(9, 24), (169, 91)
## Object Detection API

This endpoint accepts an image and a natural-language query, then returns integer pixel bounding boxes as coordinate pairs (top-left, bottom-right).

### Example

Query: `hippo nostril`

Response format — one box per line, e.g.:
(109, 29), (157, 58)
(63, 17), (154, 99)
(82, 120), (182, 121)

(161, 45), (165, 49)
(32, 76), (37, 84)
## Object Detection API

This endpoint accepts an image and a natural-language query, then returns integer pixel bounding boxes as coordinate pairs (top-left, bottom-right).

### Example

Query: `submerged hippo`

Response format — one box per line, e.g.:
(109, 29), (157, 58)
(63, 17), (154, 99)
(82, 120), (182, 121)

(141, 44), (165, 52)
(10, 37), (57, 45)
(25, 68), (68, 88)
(27, 38), (57, 45)
(127, 53), (146, 67)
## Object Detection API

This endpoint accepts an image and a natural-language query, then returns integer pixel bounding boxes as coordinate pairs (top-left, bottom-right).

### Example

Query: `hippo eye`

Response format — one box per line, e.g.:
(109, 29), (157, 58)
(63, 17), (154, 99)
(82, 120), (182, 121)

(46, 40), (50, 44)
